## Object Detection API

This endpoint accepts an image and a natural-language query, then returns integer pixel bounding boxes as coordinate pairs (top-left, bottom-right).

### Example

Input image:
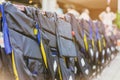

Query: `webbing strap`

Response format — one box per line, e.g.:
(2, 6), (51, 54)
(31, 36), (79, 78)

(84, 34), (88, 51)
(80, 20), (88, 51)
(34, 23), (48, 68)
(102, 35), (106, 47)
(63, 57), (66, 66)
(12, 51), (19, 80)
(52, 52), (63, 80)
(0, 12), (1, 17)
(88, 21), (95, 48)
(95, 22), (100, 40)
(92, 39), (94, 48)
(0, 4), (12, 54)
(80, 21), (84, 38)
(40, 40), (48, 68)
(103, 38), (106, 47)
(58, 65), (62, 80)
(88, 21), (93, 40)
(95, 22), (102, 52)
(35, 23), (41, 44)
(98, 40), (102, 52)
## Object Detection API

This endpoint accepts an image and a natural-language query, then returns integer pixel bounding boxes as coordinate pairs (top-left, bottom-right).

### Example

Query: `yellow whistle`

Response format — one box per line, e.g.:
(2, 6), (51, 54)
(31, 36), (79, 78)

(33, 28), (38, 35)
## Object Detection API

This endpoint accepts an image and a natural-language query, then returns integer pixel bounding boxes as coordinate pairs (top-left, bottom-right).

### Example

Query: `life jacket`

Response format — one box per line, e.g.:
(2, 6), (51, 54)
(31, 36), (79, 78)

(0, 3), (15, 80)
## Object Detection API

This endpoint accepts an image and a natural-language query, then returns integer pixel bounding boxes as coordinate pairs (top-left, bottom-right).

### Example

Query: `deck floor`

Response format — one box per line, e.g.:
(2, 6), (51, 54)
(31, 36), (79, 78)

(92, 47), (120, 80)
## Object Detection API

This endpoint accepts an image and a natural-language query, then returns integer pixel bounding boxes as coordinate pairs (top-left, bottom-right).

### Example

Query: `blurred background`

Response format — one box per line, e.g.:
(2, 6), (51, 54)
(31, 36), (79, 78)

(6, 0), (117, 20)
(1, 0), (120, 80)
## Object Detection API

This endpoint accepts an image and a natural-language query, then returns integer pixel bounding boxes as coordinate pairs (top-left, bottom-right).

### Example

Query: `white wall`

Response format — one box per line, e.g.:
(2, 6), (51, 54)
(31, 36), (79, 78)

(42, 0), (57, 12)
(118, 0), (120, 12)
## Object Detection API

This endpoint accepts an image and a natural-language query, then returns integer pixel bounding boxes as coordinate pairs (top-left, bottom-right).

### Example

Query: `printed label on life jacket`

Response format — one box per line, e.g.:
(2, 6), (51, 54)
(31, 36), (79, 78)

(74, 66), (77, 74)
(0, 32), (4, 48)
(69, 76), (73, 80)
(96, 51), (99, 58)
(53, 60), (57, 72)
(81, 58), (85, 67)
(90, 48), (94, 57)
(111, 46), (115, 51)
(85, 69), (89, 75)
(102, 59), (104, 64)
(107, 48), (111, 54)
(92, 65), (96, 70)
(102, 49), (105, 56)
